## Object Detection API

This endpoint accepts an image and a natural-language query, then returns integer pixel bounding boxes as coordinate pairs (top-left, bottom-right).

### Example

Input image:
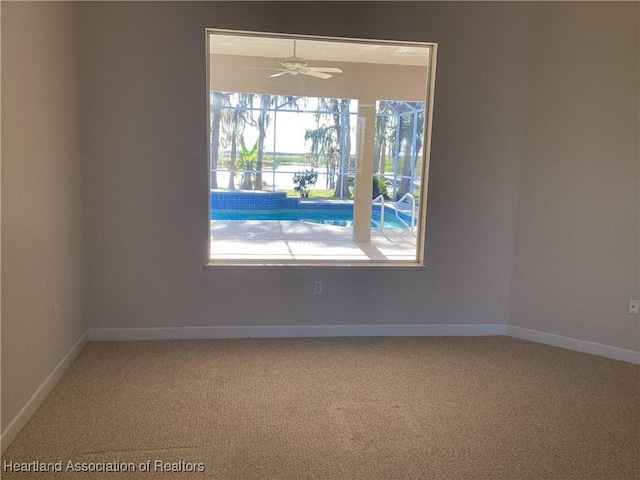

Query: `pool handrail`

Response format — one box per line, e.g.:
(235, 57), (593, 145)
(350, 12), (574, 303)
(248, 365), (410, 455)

(372, 194), (385, 230)
(395, 193), (416, 233)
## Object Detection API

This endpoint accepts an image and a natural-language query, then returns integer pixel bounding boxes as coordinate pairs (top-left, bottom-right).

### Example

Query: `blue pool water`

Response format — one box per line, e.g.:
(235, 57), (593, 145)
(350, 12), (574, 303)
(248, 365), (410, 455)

(211, 208), (411, 229)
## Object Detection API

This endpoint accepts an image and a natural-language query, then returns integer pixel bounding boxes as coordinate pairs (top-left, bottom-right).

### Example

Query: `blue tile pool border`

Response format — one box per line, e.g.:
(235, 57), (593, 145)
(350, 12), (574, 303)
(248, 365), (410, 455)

(210, 190), (414, 225)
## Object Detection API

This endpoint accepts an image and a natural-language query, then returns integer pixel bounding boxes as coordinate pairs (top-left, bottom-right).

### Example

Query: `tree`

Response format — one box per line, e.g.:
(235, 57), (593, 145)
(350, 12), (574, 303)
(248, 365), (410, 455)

(373, 103), (393, 176)
(303, 97), (352, 197)
(220, 109), (239, 190)
(219, 94), (255, 190)
(254, 94), (271, 190)
(209, 92), (228, 189)
(332, 98), (352, 198)
(304, 122), (338, 189)
(393, 103), (425, 199)
(254, 94), (303, 190)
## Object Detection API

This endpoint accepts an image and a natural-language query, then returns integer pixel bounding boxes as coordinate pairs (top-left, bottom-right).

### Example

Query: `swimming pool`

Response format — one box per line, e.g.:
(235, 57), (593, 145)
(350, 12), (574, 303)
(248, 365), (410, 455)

(211, 207), (412, 229)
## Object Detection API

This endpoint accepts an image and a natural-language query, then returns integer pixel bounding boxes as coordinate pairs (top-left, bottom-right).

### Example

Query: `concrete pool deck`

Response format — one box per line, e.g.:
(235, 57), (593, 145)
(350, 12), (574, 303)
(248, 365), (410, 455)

(210, 220), (418, 262)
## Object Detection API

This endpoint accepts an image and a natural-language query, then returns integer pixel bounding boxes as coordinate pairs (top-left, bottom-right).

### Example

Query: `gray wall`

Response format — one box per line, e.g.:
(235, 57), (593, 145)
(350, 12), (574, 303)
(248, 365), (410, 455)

(509, 2), (640, 350)
(1, 2), (86, 430)
(80, 1), (534, 330)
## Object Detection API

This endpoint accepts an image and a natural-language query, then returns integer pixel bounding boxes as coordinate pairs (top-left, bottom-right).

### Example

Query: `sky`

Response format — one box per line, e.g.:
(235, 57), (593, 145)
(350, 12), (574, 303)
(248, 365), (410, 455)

(264, 110), (357, 154)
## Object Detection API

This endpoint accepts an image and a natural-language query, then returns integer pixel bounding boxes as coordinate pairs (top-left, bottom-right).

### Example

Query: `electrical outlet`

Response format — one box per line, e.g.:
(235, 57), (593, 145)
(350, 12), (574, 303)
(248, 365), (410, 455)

(313, 280), (323, 295)
(629, 299), (639, 315)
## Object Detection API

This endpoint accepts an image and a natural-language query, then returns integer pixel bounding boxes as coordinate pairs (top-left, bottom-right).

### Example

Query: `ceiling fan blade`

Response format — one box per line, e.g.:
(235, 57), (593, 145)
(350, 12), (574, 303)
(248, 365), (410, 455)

(300, 69), (332, 79)
(270, 71), (291, 78)
(244, 67), (282, 71)
(306, 67), (343, 74)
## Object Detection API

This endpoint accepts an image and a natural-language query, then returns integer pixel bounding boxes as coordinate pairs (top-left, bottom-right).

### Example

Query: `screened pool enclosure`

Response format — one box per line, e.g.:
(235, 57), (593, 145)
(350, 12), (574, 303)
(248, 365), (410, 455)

(209, 94), (425, 201)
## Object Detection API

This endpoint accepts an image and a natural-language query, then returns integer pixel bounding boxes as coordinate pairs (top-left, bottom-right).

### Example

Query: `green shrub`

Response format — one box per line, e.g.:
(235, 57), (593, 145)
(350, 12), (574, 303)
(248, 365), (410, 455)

(373, 176), (390, 200)
(293, 169), (318, 198)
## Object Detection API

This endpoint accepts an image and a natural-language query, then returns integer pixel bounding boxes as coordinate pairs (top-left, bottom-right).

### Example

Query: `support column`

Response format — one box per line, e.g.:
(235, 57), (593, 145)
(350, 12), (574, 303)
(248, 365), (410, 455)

(352, 100), (376, 243)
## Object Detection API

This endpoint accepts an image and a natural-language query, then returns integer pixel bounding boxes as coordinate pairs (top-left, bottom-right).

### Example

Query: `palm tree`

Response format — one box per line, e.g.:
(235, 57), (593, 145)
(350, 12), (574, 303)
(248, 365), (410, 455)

(239, 137), (258, 190)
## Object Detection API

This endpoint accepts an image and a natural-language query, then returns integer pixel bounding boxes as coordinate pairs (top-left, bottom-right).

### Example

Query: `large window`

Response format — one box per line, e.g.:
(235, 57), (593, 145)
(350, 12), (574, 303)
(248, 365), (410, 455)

(206, 30), (436, 266)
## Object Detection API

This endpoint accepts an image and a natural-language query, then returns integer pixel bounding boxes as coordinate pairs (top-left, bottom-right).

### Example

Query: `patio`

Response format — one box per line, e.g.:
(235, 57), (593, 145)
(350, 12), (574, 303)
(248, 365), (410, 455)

(210, 220), (418, 262)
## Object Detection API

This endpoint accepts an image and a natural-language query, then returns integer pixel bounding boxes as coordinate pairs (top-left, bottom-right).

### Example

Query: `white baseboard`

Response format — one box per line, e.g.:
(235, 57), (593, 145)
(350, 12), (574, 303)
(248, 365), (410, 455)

(88, 323), (508, 341)
(89, 324), (639, 364)
(1, 331), (88, 454)
(507, 325), (640, 365)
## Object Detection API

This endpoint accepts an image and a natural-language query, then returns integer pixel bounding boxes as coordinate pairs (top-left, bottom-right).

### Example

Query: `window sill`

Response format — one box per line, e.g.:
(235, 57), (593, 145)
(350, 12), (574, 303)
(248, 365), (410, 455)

(204, 260), (425, 269)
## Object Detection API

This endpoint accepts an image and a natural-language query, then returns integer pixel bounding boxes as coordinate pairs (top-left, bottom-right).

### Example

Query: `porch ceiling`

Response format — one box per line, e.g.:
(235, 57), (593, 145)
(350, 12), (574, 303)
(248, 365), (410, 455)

(209, 32), (431, 66)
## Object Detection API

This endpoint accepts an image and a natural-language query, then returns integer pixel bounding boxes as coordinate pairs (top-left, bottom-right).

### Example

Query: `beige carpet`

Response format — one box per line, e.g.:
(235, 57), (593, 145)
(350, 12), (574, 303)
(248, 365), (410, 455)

(2, 337), (639, 479)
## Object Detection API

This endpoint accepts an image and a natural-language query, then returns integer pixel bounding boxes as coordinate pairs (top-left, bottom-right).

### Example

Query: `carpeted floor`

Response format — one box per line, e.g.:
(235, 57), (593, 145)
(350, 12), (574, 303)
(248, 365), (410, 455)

(2, 336), (639, 479)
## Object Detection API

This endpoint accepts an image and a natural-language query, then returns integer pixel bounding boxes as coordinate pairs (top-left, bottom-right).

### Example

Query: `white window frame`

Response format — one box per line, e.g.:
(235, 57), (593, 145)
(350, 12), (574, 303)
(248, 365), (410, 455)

(205, 29), (437, 268)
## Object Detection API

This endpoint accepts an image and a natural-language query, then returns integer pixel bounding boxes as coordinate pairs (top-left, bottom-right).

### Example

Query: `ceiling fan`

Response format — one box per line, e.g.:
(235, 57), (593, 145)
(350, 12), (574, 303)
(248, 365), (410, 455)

(254, 40), (343, 80)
